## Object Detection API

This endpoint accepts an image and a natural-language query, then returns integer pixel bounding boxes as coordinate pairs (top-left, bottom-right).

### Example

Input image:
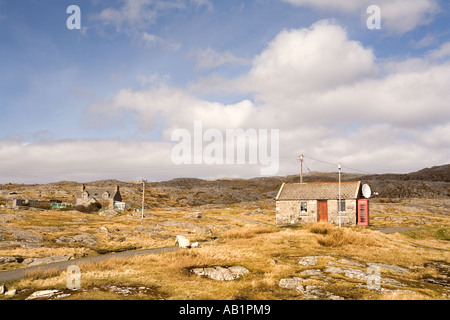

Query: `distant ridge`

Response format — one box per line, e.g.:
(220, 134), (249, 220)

(1, 165), (448, 207)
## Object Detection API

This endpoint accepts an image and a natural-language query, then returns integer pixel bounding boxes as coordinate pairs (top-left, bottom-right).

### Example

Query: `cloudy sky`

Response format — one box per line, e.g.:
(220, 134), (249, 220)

(0, 0), (449, 183)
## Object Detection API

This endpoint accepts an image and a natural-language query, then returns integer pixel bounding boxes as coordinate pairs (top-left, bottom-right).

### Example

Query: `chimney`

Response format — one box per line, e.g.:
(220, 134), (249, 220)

(81, 184), (85, 191)
(115, 184), (119, 192)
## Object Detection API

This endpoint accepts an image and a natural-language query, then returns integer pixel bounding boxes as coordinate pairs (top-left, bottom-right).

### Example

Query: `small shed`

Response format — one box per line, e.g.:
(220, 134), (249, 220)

(275, 181), (369, 226)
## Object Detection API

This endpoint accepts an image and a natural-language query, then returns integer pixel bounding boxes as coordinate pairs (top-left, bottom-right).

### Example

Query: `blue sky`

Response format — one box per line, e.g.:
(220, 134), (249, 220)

(0, 0), (449, 183)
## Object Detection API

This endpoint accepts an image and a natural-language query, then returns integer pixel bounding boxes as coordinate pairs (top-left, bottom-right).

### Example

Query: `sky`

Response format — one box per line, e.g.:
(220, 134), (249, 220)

(0, 0), (449, 183)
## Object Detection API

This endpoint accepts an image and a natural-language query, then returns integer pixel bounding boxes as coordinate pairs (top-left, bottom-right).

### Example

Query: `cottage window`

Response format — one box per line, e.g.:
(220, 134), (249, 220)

(338, 200), (346, 212)
(83, 193), (87, 201)
(103, 193), (108, 200)
(300, 201), (308, 213)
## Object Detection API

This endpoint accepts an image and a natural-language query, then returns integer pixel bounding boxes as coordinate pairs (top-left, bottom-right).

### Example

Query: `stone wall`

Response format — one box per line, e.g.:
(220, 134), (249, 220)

(327, 199), (357, 226)
(276, 200), (318, 226)
(276, 199), (357, 226)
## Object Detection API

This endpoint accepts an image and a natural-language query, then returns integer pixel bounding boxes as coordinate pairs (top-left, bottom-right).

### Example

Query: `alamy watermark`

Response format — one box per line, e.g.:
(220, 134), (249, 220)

(67, 265), (81, 290)
(171, 121), (280, 176)
(66, 5), (81, 30)
(367, 5), (381, 30)
(366, 265), (381, 290)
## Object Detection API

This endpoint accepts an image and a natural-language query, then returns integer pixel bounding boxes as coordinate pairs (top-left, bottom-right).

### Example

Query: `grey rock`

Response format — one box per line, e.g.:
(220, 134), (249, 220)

(298, 256), (319, 266)
(279, 277), (303, 290)
(34, 226), (60, 232)
(367, 263), (410, 274)
(0, 256), (21, 264)
(73, 234), (98, 246)
(5, 289), (16, 297)
(175, 235), (191, 248)
(191, 266), (249, 281)
(56, 234), (98, 246)
(12, 229), (43, 243)
(98, 226), (112, 233)
(301, 269), (323, 277)
(55, 236), (74, 244)
(325, 266), (367, 281)
(158, 220), (212, 235)
(99, 209), (120, 217)
(0, 284), (7, 295)
(279, 277), (324, 299)
(185, 212), (203, 219)
(25, 290), (71, 300)
(23, 256), (71, 267)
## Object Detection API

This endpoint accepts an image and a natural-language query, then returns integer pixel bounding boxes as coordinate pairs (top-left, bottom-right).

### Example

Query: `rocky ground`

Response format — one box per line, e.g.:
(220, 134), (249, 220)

(1, 164), (448, 209)
(0, 164), (448, 300)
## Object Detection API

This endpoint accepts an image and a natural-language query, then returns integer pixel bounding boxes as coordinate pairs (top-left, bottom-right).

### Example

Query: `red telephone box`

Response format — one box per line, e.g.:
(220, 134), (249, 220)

(357, 199), (369, 226)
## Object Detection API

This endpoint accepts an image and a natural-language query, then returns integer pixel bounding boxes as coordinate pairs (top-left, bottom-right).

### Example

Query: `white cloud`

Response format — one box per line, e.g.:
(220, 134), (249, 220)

(190, 48), (250, 70)
(0, 139), (273, 183)
(92, 0), (197, 36)
(281, 0), (440, 34)
(85, 86), (258, 134)
(409, 34), (437, 49)
(190, 0), (214, 12)
(242, 21), (377, 96)
(426, 42), (450, 61)
(141, 32), (181, 50)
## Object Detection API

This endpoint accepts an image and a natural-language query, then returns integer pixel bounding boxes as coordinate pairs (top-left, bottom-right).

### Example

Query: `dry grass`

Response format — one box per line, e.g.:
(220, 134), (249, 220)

(222, 225), (277, 239)
(308, 222), (333, 235)
(316, 227), (377, 248)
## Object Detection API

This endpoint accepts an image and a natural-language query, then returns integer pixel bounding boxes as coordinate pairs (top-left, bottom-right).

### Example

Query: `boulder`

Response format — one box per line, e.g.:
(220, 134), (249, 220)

(5, 289), (16, 297)
(73, 234), (98, 246)
(25, 290), (71, 300)
(191, 266), (249, 281)
(22, 256), (71, 267)
(175, 235), (191, 248)
(56, 234), (98, 247)
(0, 284), (7, 295)
(0, 256), (21, 264)
(185, 212), (203, 219)
(11, 229), (43, 243)
(159, 221), (212, 235)
(298, 256), (319, 266)
(279, 277), (331, 300)
(98, 226), (112, 233)
(99, 209), (120, 217)
(279, 277), (303, 290)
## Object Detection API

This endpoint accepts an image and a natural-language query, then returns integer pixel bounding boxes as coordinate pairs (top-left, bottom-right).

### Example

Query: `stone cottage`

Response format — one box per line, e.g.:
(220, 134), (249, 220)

(75, 184), (123, 209)
(275, 181), (369, 226)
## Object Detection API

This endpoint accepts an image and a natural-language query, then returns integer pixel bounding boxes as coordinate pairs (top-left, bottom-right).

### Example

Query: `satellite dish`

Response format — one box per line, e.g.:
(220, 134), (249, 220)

(362, 184), (372, 199)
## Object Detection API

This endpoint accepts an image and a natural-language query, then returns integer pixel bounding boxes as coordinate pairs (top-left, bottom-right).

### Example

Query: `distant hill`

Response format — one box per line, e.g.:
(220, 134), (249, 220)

(1, 164), (448, 208)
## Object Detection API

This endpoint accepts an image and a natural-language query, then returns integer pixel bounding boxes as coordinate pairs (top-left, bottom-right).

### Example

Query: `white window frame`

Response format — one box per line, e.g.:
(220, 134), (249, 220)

(338, 199), (346, 212)
(300, 201), (308, 213)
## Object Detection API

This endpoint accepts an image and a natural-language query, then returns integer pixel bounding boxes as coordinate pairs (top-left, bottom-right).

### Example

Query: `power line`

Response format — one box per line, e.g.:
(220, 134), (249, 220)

(301, 154), (374, 175)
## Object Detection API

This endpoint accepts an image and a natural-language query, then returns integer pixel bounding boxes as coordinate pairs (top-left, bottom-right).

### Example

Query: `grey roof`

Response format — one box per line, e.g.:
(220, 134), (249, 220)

(76, 188), (116, 199)
(276, 181), (361, 201)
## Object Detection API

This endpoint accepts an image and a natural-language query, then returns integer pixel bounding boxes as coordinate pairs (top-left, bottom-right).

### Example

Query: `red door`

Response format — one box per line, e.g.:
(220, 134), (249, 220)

(358, 199), (369, 226)
(318, 201), (328, 222)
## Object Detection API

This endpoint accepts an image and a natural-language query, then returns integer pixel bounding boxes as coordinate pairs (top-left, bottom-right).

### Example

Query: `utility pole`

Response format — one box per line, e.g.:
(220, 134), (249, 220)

(338, 163), (342, 228)
(142, 179), (147, 219)
(298, 154), (304, 183)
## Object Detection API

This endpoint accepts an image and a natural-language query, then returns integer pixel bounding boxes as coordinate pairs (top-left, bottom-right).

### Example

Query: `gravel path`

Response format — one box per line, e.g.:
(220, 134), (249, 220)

(0, 246), (179, 283)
